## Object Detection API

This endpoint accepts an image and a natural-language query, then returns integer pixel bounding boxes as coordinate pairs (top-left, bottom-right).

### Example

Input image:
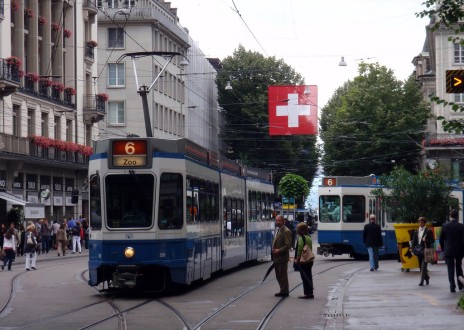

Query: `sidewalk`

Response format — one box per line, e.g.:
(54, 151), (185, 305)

(329, 259), (464, 329)
(8, 247), (89, 266)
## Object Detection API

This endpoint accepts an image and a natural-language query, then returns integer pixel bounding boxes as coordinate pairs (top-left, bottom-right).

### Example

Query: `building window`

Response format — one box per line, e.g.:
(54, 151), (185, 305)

(454, 43), (464, 64)
(454, 94), (464, 103)
(107, 0), (117, 9)
(13, 104), (21, 136)
(124, 0), (135, 8)
(41, 113), (49, 136)
(27, 109), (35, 137)
(108, 63), (125, 87)
(108, 28), (124, 48)
(54, 116), (61, 140)
(66, 120), (73, 142)
(108, 101), (125, 125)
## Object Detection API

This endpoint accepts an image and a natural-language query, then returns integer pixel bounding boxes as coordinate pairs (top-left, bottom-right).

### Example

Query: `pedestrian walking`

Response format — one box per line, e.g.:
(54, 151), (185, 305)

(39, 219), (51, 253)
(24, 224), (38, 271)
(72, 221), (82, 254)
(439, 209), (464, 292)
(363, 214), (383, 271)
(293, 222), (314, 299)
(412, 217), (434, 286)
(2, 228), (16, 271)
(272, 215), (292, 297)
(56, 223), (67, 256)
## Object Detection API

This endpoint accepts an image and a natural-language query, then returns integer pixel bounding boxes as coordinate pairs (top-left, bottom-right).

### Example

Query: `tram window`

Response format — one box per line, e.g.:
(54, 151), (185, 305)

(319, 196), (340, 223)
(158, 173), (183, 229)
(186, 176), (199, 224)
(105, 174), (154, 229)
(89, 174), (102, 230)
(342, 195), (365, 223)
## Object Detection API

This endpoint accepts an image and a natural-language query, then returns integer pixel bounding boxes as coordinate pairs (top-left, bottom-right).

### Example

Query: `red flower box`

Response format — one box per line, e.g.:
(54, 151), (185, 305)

(64, 29), (72, 38)
(40, 79), (53, 87)
(65, 87), (76, 95)
(97, 93), (109, 101)
(53, 82), (65, 92)
(24, 8), (33, 18)
(6, 56), (22, 68)
(26, 72), (39, 82)
(51, 23), (60, 32)
(38, 16), (47, 25)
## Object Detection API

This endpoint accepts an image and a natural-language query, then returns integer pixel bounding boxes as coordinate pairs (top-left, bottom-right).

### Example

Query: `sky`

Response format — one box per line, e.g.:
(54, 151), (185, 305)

(170, 0), (430, 109)
(169, 0), (430, 209)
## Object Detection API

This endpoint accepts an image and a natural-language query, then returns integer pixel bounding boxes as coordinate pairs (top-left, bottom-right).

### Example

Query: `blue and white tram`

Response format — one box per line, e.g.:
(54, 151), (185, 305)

(87, 137), (275, 290)
(317, 176), (397, 259)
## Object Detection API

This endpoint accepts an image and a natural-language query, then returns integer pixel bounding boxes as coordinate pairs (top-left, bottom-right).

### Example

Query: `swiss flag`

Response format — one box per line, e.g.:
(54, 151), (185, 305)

(268, 85), (318, 136)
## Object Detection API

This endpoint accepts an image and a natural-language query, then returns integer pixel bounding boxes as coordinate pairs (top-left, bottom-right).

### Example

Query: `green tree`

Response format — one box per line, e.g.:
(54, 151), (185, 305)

(216, 45), (318, 185)
(320, 63), (429, 176)
(372, 166), (455, 225)
(278, 173), (310, 208)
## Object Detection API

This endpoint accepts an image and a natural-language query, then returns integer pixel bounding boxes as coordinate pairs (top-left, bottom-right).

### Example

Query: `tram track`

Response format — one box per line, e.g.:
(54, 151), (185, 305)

(154, 260), (363, 330)
(1, 256), (364, 330)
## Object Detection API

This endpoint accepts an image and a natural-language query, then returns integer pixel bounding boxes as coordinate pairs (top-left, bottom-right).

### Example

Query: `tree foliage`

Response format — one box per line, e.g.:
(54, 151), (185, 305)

(372, 166), (455, 225)
(216, 45), (318, 185)
(319, 63), (429, 176)
(278, 173), (310, 208)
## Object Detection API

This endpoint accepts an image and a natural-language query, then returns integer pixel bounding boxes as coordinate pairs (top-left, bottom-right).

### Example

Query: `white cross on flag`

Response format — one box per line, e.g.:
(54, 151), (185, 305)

(268, 85), (318, 136)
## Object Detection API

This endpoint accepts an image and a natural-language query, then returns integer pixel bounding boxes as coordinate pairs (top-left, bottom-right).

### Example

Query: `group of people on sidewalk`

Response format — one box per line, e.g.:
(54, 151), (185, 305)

(363, 210), (464, 293)
(1, 216), (89, 272)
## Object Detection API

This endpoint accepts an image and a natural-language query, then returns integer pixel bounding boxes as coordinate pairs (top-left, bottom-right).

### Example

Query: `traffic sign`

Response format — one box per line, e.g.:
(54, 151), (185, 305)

(446, 70), (464, 93)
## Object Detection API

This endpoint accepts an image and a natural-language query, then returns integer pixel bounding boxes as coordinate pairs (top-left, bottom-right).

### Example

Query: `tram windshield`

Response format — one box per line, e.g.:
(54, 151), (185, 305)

(320, 195), (366, 223)
(105, 174), (154, 228)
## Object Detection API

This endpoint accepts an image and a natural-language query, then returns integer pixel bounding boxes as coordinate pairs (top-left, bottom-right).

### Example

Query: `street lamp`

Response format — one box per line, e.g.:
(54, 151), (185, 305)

(117, 51), (189, 137)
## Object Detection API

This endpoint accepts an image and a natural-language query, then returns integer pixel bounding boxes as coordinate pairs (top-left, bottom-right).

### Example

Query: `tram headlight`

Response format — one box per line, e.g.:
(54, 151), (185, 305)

(124, 247), (135, 259)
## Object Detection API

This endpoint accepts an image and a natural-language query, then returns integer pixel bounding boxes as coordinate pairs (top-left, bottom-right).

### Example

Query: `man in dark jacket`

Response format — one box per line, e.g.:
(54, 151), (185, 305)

(363, 214), (383, 271)
(439, 209), (464, 292)
(272, 215), (292, 297)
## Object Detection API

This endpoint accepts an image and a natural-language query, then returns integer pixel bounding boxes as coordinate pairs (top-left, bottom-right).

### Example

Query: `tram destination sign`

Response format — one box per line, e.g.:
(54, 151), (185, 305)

(112, 140), (148, 167)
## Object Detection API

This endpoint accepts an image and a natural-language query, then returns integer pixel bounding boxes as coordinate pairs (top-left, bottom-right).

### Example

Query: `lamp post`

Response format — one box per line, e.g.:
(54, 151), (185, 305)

(117, 51), (188, 137)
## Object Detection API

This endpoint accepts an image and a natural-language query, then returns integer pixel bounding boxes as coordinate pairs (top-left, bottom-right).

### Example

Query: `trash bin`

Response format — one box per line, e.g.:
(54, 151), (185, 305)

(394, 223), (419, 270)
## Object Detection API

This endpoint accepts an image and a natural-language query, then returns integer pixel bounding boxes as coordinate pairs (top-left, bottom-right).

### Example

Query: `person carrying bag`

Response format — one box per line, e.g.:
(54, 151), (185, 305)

(412, 217), (434, 286)
(293, 222), (315, 299)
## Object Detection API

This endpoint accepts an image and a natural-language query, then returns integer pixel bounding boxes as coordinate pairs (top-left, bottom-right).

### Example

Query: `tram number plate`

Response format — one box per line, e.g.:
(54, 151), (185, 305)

(112, 140), (147, 167)
(323, 177), (337, 186)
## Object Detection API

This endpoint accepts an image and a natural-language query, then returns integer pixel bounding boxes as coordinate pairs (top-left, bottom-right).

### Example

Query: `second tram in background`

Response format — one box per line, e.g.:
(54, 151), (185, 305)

(317, 176), (464, 260)
(317, 176), (397, 259)
(87, 137), (275, 291)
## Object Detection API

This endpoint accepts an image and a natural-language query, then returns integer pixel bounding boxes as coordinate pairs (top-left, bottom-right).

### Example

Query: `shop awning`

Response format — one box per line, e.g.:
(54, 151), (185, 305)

(0, 191), (27, 205)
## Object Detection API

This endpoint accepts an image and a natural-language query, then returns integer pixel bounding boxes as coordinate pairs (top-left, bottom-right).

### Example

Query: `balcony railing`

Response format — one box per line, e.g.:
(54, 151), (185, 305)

(84, 94), (106, 113)
(0, 58), (21, 99)
(0, 59), (20, 84)
(0, 133), (89, 166)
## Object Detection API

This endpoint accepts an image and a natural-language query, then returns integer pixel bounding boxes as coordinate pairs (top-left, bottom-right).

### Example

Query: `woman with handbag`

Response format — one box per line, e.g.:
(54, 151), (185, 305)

(294, 222), (314, 299)
(412, 217), (434, 286)
(24, 224), (38, 271)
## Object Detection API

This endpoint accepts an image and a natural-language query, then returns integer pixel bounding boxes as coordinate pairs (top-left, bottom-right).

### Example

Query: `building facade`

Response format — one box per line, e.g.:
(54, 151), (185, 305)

(96, 0), (220, 152)
(0, 0), (100, 224)
(414, 15), (464, 183)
